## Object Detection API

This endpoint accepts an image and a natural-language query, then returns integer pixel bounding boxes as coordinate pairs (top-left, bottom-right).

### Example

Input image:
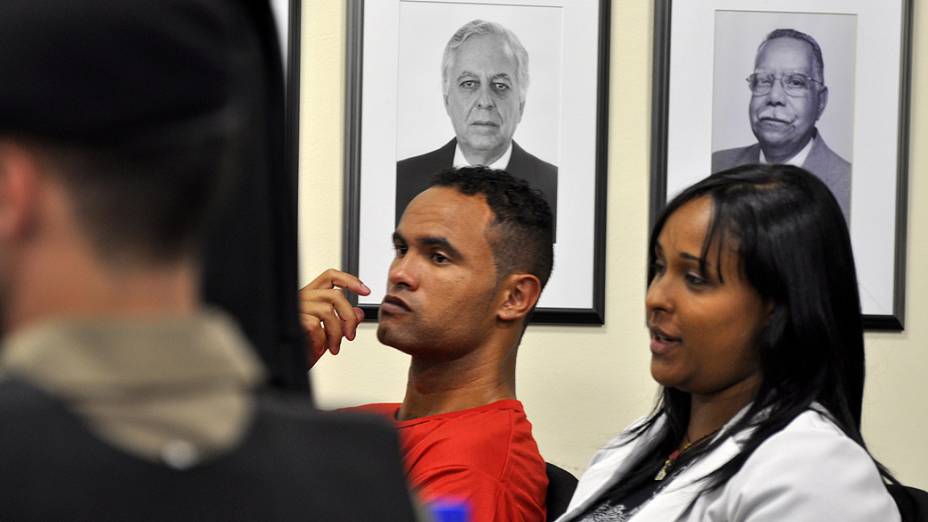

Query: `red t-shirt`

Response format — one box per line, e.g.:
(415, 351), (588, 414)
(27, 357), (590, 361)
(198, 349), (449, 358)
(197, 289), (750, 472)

(344, 400), (547, 522)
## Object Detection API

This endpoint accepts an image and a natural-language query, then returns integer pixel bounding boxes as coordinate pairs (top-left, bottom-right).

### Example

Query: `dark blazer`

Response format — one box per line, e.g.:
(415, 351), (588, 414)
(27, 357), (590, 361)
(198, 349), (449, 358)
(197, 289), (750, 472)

(395, 138), (558, 227)
(712, 130), (851, 222)
(0, 379), (419, 522)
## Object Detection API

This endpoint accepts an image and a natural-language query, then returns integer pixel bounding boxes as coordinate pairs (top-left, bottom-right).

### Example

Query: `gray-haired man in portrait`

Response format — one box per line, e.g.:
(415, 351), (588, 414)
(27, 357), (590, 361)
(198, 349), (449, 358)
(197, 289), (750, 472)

(395, 19), (557, 227)
(712, 28), (851, 221)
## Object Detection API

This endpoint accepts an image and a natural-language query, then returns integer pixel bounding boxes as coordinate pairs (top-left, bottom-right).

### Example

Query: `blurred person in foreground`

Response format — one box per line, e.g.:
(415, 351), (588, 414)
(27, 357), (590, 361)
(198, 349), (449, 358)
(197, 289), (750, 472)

(0, 1), (417, 520)
(556, 164), (899, 521)
(302, 167), (552, 521)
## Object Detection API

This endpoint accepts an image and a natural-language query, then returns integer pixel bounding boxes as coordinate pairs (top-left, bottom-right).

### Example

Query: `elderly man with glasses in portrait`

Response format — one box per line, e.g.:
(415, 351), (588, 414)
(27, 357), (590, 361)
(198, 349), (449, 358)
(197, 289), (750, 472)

(712, 28), (851, 222)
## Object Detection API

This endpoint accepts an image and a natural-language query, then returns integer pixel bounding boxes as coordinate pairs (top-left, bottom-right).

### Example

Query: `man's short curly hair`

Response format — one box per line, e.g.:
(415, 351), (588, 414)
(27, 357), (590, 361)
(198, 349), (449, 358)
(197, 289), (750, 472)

(429, 166), (554, 289)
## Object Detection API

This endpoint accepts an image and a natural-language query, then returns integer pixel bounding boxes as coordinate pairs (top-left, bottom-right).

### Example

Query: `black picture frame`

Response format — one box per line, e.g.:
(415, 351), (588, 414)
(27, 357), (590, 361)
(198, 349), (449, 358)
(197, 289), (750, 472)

(344, 0), (611, 325)
(283, 0), (301, 190)
(650, 0), (912, 331)
(270, 0), (301, 196)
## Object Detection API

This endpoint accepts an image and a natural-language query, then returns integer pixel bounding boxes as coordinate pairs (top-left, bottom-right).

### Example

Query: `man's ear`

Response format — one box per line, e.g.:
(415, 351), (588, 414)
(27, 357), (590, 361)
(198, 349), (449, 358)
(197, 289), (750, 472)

(497, 273), (542, 322)
(0, 142), (41, 240)
(815, 86), (829, 121)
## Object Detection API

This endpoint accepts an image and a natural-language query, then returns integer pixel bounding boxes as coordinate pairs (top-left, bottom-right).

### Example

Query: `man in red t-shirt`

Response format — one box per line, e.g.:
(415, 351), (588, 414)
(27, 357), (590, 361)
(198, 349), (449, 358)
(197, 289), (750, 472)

(300, 167), (554, 521)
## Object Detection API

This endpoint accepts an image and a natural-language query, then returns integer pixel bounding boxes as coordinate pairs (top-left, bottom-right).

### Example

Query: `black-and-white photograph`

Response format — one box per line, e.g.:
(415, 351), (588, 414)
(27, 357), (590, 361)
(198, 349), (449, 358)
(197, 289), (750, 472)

(711, 12), (856, 223)
(651, 0), (912, 329)
(346, 0), (609, 323)
(394, 14), (560, 229)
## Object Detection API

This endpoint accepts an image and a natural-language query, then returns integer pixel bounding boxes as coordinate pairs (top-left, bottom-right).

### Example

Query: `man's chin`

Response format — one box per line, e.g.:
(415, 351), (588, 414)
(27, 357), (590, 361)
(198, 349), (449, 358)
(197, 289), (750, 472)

(753, 128), (797, 147)
(377, 326), (437, 359)
(375, 323), (391, 344)
(461, 135), (507, 152)
(376, 324), (405, 349)
(758, 123), (818, 144)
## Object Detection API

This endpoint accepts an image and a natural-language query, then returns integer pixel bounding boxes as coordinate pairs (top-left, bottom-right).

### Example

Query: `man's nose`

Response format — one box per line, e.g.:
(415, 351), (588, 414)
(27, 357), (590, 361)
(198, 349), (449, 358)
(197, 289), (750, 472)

(387, 254), (419, 291)
(475, 83), (495, 108)
(766, 77), (787, 104)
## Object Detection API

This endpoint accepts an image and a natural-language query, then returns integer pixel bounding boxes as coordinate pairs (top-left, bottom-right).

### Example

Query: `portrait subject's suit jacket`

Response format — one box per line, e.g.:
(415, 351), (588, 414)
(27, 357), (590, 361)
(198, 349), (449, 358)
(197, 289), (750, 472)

(712, 130), (851, 222)
(395, 138), (558, 226)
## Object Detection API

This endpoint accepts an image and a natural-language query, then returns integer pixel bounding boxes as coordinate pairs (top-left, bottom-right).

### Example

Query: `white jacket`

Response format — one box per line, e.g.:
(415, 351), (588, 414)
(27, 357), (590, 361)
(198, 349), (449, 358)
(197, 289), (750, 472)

(557, 405), (900, 521)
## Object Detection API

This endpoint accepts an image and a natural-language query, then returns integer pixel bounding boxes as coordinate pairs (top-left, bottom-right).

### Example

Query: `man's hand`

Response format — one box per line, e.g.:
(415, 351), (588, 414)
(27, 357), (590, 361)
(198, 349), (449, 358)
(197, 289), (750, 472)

(299, 269), (371, 369)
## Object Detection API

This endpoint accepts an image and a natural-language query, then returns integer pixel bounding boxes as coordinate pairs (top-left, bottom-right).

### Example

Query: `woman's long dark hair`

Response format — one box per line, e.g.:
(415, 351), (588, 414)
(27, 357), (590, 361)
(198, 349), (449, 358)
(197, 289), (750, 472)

(614, 164), (895, 498)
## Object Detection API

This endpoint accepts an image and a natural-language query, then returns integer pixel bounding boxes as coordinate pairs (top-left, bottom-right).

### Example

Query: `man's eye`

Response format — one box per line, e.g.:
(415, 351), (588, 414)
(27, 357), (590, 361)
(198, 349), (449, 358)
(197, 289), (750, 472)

(493, 82), (510, 91)
(460, 80), (476, 89)
(393, 244), (408, 256)
(431, 252), (449, 264)
(786, 75), (808, 89)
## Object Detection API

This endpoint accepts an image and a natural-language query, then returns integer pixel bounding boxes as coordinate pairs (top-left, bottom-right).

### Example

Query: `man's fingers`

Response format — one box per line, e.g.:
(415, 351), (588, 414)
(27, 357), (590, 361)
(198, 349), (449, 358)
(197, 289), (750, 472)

(327, 291), (363, 340)
(298, 274), (370, 364)
(301, 300), (346, 355)
(303, 268), (371, 296)
(300, 288), (366, 340)
(300, 314), (328, 368)
(299, 288), (350, 312)
(323, 314), (345, 355)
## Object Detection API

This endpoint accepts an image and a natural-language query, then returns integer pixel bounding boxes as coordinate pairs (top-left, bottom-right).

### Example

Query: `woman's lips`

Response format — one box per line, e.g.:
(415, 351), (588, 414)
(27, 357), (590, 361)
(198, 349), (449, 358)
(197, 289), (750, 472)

(649, 327), (681, 355)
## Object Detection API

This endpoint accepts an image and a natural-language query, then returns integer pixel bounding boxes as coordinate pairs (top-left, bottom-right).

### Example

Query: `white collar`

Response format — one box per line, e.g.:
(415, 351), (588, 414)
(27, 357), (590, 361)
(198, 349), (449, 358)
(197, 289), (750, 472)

(453, 142), (513, 170)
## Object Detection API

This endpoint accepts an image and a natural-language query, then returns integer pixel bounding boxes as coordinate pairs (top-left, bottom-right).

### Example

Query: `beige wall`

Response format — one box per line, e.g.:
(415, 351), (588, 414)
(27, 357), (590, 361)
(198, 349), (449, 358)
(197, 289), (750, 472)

(299, 0), (928, 488)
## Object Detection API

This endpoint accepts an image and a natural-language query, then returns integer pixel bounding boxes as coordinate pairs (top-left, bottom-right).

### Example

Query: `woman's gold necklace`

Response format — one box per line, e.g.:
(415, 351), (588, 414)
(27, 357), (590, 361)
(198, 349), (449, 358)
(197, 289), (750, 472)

(654, 430), (720, 481)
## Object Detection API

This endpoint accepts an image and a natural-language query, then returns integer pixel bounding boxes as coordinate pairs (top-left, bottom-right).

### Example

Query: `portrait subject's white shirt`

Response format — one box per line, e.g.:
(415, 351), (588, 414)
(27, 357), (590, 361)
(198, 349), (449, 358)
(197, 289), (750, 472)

(759, 136), (815, 166)
(453, 143), (513, 170)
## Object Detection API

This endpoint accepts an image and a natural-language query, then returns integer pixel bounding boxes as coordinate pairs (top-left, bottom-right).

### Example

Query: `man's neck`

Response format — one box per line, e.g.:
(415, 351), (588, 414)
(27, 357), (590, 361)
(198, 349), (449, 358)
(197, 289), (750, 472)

(759, 132), (816, 165)
(397, 345), (517, 421)
(457, 142), (511, 168)
(6, 243), (199, 333)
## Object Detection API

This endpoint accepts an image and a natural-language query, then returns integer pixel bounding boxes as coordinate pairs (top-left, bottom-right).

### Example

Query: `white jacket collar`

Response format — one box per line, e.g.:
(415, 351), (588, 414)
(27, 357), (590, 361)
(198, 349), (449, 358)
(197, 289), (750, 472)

(557, 403), (759, 521)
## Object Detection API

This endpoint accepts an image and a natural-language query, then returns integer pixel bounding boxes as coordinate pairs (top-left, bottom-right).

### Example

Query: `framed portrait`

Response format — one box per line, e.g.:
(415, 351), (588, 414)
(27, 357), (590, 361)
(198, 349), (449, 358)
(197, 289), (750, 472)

(270, 0), (301, 187)
(345, 0), (611, 324)
(651, 0), (913, 330)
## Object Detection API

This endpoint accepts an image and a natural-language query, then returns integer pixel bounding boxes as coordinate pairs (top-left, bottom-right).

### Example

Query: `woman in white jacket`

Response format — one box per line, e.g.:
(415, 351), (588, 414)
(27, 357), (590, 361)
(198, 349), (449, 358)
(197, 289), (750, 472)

(558, 165), (901, 521)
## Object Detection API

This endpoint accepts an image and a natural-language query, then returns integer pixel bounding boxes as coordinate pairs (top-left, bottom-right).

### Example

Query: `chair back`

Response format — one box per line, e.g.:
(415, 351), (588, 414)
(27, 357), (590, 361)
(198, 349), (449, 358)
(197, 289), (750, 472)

(888, 484), (928, 522)
(545, 462), (578, 522)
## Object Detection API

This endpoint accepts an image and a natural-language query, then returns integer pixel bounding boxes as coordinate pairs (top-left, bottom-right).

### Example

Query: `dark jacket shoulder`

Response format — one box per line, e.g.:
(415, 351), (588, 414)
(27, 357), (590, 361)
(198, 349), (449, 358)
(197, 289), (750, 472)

(0, 379), (418, 522)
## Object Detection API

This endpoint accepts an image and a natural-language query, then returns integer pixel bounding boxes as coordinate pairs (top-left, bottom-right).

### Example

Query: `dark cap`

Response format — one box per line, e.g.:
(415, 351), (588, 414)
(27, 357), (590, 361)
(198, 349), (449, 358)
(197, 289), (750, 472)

(0, 0), (251, 144)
